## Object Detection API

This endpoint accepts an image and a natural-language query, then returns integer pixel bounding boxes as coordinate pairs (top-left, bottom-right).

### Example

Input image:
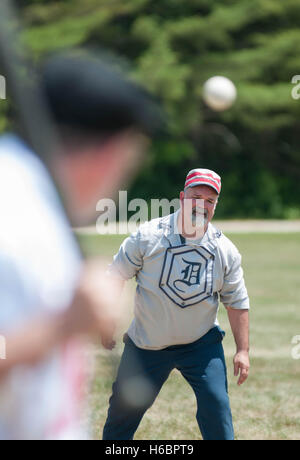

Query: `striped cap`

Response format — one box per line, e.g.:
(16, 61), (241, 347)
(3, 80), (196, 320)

(184, 169), (221, 194)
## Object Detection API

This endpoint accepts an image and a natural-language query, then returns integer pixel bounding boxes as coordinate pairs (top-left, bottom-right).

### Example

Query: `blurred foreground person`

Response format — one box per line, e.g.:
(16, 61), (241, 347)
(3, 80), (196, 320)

(0, 54), (158, 440)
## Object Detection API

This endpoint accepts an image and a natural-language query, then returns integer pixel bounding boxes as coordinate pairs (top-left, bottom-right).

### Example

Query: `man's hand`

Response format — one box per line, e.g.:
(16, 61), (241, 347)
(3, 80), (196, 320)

(233, 350), (250, 385)
(65, 259), (124, 349)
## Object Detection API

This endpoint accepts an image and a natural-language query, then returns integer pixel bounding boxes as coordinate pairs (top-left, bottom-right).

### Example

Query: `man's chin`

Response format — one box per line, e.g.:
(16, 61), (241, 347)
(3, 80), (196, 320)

(191, 214), (208, 226)
(185, 222), (205, 240)
(69, 206), (98, 228)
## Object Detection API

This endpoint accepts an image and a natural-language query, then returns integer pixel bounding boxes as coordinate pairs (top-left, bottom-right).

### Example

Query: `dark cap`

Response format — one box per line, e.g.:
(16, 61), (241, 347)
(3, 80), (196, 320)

(40, 52), (163, 138)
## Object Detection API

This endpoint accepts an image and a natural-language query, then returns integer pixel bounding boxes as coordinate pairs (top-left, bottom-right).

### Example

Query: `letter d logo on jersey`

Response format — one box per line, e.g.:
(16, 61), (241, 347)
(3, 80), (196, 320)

(159, 246), (215, 308)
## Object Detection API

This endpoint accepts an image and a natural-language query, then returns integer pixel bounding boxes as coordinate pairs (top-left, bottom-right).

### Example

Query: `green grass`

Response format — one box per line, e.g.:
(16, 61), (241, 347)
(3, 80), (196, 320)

(79, 232), (300, 440)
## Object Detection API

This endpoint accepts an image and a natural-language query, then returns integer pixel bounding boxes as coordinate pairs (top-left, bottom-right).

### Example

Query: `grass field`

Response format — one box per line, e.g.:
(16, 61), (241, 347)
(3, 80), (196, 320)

(78, 232), (300, 440)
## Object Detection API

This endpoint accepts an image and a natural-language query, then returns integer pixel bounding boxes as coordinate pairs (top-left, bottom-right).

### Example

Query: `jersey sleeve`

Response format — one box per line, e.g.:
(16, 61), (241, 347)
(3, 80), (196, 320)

(108, 231), (143, 281)
(219, 251), (250, 310)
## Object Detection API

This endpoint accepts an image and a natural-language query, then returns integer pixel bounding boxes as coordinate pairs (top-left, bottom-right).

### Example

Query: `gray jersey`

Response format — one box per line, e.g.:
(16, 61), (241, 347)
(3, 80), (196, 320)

(109, 210), (249, 350)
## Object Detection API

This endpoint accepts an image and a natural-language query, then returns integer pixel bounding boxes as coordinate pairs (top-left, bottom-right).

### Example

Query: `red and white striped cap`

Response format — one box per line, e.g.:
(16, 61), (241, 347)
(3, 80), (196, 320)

(184, 168), (221, 194)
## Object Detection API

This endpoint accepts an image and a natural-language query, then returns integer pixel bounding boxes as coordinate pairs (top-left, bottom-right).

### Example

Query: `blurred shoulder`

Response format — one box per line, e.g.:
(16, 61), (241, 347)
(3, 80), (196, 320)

(0, 134), (46, 179)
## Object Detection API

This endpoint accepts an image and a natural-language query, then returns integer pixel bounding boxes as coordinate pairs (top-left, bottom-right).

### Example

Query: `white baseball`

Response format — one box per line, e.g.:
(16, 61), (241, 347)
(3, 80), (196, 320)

(203, 76), (237, 111)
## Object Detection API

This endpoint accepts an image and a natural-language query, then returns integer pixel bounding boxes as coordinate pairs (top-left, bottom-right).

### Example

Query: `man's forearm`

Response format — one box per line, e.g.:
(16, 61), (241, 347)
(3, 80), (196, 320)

(0, 272), (127, 380)
(0, 314), (68, 381)
(226, 307), (249, 351)
(226, 307), (250, 385)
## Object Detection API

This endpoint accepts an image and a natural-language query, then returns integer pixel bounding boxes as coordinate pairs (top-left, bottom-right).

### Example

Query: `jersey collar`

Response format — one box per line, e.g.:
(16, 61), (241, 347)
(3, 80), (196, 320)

(159, 210), (222, 252)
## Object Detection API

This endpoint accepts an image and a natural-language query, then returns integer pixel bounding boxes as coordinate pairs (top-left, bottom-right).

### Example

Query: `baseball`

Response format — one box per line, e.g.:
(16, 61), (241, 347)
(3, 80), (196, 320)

(203, 76), (237, 111)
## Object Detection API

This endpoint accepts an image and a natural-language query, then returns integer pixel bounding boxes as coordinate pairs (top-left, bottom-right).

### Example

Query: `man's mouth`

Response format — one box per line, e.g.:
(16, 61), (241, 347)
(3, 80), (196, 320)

(192, 208), (208, 218)
(192, 208), (208, 224)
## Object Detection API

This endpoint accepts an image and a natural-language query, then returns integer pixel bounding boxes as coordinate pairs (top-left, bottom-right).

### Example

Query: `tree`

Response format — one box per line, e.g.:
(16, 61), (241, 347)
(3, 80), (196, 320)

(2, 0), (300, 217)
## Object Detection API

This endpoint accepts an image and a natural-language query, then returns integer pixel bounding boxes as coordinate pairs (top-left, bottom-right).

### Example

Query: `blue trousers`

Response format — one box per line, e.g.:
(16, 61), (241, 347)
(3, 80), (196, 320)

(103, 326), (234, 440)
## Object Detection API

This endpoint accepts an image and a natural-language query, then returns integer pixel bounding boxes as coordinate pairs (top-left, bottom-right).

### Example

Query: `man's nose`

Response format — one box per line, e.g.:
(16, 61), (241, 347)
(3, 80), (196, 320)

(194, 199), (205, 209)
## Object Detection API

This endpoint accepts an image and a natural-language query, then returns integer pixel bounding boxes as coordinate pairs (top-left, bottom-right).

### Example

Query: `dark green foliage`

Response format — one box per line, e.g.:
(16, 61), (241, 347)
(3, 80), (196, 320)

(2, 0), (300, 217)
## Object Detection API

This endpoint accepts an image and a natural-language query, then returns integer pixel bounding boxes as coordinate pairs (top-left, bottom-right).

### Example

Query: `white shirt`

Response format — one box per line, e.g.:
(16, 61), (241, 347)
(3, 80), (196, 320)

(109, 210), (250, 350)
(0, 135), (84, 440)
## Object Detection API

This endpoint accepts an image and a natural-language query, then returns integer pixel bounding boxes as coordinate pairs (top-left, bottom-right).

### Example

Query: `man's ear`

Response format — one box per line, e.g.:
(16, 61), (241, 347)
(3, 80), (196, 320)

(180, 191), (185, 201)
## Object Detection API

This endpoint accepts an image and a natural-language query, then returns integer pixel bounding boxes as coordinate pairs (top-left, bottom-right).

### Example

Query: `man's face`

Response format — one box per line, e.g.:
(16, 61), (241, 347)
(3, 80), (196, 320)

(59, 130), (148, 225)
(179, 185), (219, 236)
